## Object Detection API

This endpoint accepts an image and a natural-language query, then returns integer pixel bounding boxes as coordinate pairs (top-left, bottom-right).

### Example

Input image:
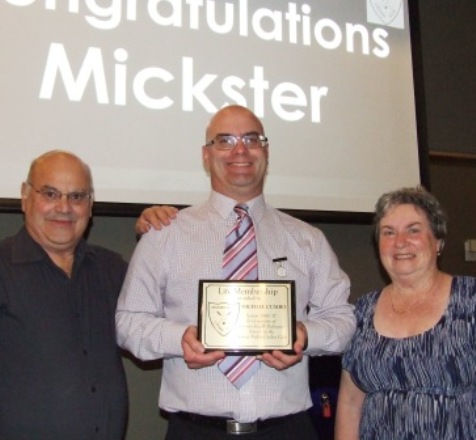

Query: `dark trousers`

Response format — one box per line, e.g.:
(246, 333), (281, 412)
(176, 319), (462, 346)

(165, 411), (318, 440)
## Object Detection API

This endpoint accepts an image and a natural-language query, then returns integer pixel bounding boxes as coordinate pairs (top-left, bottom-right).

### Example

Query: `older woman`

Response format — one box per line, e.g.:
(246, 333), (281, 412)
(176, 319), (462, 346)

(335, 186), (475, 439)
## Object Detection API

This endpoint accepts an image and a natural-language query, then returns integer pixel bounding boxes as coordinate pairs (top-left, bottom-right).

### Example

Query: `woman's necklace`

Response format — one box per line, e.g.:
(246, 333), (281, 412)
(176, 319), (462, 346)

(389, 274), (440, 315)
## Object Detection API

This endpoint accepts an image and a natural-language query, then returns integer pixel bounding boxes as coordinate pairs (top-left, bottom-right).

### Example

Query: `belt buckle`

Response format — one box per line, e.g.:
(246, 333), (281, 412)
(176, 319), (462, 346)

(226, 420), (257, 435)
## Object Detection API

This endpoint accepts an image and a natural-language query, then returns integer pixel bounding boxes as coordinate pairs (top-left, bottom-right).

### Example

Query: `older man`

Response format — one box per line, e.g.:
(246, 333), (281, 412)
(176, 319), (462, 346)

(117, 105), (356, 439)
(0, 151), (127, 439)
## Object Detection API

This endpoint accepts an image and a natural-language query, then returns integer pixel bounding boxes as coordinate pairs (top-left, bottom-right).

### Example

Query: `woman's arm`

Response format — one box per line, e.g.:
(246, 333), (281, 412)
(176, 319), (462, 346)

(335, 369), (366, 440)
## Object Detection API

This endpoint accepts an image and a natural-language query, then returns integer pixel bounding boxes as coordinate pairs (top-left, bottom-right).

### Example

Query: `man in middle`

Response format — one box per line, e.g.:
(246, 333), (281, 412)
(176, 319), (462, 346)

(117, 105), (355, 439)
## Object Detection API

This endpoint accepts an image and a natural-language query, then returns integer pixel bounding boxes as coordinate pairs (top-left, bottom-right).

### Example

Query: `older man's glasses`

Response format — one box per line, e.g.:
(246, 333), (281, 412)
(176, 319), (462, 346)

(26, 182), (93, 206)
(205, 133), (268, 150)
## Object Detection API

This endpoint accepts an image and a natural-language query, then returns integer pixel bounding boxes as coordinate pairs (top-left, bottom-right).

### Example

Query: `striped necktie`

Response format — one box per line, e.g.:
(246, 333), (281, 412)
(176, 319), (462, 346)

(217, 204), (260, 388)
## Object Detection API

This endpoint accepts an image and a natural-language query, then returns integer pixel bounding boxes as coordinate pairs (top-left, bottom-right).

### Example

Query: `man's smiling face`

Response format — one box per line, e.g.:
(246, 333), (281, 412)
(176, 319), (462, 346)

(202, 106), (269, 203)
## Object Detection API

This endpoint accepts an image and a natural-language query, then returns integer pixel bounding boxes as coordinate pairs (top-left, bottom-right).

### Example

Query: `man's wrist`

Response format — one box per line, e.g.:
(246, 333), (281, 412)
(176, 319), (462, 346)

(296, 321), (308, 351)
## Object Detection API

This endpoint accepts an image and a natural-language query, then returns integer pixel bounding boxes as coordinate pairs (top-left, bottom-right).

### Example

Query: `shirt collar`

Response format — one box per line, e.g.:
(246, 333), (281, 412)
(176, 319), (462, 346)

(208, 190), (266, 223)
(11, 225), (91, 265)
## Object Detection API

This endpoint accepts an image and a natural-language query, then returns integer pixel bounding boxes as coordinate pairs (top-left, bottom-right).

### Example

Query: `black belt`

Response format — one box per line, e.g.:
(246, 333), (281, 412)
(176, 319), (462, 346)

(175, 411), (303, 435)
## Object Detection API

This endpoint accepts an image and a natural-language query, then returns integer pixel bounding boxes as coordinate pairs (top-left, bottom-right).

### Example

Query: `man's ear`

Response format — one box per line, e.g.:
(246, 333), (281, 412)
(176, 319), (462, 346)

(202, 147), (210, 175)
(20, 182), (28, 211)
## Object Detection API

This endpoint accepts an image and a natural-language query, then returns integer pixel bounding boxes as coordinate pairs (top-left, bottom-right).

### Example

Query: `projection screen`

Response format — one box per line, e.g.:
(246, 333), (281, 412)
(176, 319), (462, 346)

(0, 0), (423, 217)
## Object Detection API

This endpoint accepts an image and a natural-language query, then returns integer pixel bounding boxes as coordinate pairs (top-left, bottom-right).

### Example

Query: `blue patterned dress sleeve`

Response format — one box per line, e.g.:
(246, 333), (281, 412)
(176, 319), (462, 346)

(342, 276), (476, 439)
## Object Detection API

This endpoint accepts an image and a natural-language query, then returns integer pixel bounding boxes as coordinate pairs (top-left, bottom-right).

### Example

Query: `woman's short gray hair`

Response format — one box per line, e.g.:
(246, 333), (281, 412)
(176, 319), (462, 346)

(374, 185), (447, 242)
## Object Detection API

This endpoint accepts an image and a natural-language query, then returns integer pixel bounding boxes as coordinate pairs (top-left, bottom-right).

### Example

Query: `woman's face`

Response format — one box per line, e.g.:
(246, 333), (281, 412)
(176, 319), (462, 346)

(378, 203), (441, 282)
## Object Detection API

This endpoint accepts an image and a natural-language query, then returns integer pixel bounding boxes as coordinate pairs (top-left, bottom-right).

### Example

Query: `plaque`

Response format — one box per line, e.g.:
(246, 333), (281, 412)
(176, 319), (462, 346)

(198, 280), (296, 354)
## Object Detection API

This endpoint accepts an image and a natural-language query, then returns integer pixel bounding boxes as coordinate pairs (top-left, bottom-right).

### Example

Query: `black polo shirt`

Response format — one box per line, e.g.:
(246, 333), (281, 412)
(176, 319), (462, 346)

(0, 227), (128, 440)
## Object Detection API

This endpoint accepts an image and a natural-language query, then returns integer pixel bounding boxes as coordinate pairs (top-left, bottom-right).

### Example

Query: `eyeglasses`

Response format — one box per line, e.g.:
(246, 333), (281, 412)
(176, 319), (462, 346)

(26, 182), (93, 206)
(204, 133), (268, 150)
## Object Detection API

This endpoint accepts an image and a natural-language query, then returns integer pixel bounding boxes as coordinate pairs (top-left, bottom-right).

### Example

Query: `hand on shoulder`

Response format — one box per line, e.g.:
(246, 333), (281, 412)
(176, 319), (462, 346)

(136, 205), (179, 235)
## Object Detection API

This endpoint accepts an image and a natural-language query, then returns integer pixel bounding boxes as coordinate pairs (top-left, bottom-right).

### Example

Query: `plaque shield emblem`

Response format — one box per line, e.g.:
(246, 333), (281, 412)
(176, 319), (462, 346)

(208, 302), (240, 336)
(369, 0), (402, 25)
